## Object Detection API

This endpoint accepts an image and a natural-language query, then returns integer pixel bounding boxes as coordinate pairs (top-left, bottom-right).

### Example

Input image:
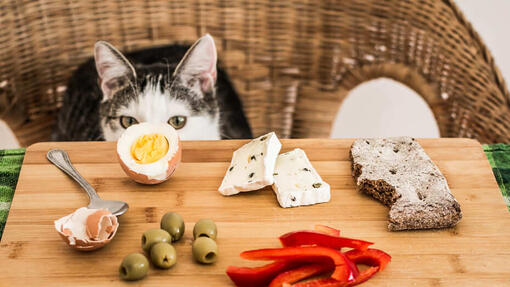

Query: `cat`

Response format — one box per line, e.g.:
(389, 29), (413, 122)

(53, 34), (252, 141)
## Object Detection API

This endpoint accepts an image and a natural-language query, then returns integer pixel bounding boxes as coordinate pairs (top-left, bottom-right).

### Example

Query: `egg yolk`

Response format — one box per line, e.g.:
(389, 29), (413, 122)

(130, 134), (169, 164)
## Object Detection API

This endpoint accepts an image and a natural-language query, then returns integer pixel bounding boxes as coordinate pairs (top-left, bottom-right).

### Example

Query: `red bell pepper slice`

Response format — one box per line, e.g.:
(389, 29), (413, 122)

(292, 278), (348, 287)
(348, 266), (379, 286)
(269, 263), (334, 287)
(314, 225), (340, 237)
(240, 246), (358, 282)
(290, 249), (390, 286)
(344, 249), (391, 272)
(226, 261), (300, 287)
(291, 267), (379, 287)
(280, 231), (373, 251)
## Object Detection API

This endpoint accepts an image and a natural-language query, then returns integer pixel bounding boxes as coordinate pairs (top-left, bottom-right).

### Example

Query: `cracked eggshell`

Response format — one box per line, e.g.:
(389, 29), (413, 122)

(116, 123), (182, 185)
(54, 207), (119, 251)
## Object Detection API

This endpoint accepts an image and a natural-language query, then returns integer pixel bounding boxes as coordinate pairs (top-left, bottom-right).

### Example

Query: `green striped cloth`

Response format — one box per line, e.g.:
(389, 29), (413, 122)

(483, 144), (510, 211)
(0, 145), (509, 239)
(0, 148), (25, 239)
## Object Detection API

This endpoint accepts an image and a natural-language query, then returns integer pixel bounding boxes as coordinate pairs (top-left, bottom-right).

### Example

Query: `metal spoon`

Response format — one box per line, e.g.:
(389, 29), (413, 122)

(47, 149), (129, 216)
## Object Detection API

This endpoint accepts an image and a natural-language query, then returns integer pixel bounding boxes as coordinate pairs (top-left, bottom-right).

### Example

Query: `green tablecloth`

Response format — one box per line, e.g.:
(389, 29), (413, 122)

(482, 144), (510, 209)
(0, 148), (25, 239)
(1, 145), (509, 239)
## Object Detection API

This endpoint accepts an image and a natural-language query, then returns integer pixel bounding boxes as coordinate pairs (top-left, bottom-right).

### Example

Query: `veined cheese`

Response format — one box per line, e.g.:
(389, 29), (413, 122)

(218, 132), (282, 196)
(272, 148), (330, 208)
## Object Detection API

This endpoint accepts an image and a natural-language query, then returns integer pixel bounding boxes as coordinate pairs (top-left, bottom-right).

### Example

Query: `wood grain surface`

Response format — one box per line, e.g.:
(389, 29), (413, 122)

(1, 139), (509, 286)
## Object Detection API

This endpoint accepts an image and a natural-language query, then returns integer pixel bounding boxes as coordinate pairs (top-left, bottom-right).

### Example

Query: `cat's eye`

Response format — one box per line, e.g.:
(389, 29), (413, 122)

(119, 116), (139, 129)
(168, 116), (187, 130)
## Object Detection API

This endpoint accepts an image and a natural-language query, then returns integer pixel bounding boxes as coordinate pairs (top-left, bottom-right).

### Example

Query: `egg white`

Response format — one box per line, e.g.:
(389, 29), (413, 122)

(117, 122), (180, 181)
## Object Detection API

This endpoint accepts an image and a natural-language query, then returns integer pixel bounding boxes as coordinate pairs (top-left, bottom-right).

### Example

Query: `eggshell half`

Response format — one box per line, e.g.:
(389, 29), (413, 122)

(116, 123), (182, 185)
(86, 209), (116, 240)
(54, 207), (119, 251)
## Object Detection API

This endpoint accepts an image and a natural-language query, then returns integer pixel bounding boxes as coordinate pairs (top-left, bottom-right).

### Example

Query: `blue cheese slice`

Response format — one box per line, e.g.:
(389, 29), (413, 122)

(218, 132), (282, 196)
(272, 148), (330, 208)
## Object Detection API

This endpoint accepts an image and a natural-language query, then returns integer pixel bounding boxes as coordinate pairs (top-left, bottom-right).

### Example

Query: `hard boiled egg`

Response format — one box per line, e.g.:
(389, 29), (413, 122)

(54, 207), (119, 251)
(117, 122), (182, 184)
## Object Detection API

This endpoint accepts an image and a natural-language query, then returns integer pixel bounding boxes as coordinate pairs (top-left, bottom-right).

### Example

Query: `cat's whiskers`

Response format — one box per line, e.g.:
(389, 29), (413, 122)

(219, 131), (234, 139)
(90, 133), (103, 141)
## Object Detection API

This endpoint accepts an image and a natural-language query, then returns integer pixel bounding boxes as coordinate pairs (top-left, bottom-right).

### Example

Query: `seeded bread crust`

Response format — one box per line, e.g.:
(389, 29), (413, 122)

(350, 137), (462, 231)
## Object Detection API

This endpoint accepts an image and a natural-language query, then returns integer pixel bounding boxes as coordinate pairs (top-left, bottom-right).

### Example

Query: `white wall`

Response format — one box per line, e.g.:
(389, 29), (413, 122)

(330, 78), (440, 138)
(331, 0), (510, 139)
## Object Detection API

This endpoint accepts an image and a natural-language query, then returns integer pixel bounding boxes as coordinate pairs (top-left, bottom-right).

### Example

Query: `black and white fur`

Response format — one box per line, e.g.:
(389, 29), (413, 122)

(53, 34), (252, 141)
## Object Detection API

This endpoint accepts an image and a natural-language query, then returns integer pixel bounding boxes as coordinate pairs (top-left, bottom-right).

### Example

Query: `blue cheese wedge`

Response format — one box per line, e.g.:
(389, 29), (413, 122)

(219, 132), (282, 196)
(272, 148), (330, 208)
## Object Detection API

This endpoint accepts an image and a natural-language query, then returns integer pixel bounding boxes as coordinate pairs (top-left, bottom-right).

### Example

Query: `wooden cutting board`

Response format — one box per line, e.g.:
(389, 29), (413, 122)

(1, 139), (509, 286)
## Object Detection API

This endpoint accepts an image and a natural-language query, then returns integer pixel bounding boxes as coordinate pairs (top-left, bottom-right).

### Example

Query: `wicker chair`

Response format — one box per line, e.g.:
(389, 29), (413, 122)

(1, 0), (509, 146)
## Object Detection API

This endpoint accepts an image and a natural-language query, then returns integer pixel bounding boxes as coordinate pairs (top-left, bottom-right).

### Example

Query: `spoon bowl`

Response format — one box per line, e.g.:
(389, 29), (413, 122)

(47, 149), (129, 216)
(88, 199), (129, 217)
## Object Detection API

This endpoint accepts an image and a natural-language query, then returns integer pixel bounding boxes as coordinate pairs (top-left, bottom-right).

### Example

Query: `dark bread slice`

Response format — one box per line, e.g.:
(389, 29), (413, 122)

(350, 137), (462, 231)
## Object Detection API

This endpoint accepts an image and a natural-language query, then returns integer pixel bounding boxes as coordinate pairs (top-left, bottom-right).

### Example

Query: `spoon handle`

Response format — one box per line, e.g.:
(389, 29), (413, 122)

(46, 149), (100, 201)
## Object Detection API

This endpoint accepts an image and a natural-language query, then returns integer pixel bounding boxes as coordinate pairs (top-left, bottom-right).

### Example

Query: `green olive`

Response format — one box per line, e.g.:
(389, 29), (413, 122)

(141, 228), (172, 252)
(192, 236), (218, 264)
(119, 253), (149, 281)
(150, 242), (177, 269)
(160, 212), (185, 242)
(193, 219), (217, 240)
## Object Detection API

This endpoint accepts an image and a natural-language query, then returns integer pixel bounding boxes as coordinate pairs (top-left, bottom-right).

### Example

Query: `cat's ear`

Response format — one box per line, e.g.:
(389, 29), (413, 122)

(94, 41), (136, 101)
(173, 34), (217, 94)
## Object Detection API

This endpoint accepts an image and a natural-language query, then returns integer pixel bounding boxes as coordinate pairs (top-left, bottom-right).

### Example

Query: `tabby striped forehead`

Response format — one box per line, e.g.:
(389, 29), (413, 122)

(103, 65), (217, 117)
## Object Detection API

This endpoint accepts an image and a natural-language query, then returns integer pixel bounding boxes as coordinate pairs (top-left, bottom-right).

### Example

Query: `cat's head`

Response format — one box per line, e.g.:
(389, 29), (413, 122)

(94, 34), (221, 141)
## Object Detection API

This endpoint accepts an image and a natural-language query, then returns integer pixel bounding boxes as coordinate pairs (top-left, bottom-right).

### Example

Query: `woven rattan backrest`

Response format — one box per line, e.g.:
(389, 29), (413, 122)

(1, 0), (509, 145)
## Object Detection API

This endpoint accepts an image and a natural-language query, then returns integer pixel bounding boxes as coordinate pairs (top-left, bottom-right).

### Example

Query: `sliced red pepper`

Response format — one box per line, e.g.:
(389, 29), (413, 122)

(290, 248), (390, 286)
(344, 249), (391, 272)
(292, 278), (348, 287)
(341, 253), (360, 281)
(344, 248), (391, 286)
(269, 263), (334, 287)
(240, 246), (358, 282)
(314, 225), (340, 237)
(280, 231), (373, 251)
(291, 267), (379, 287)
(348, 266), (379, 286)
(226, 261), (300, 287)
